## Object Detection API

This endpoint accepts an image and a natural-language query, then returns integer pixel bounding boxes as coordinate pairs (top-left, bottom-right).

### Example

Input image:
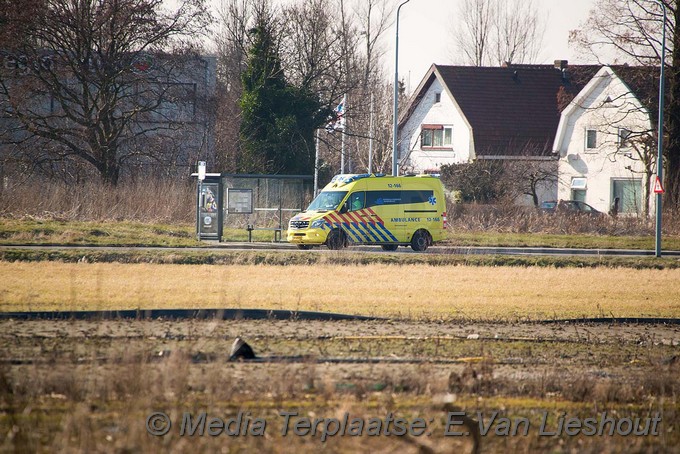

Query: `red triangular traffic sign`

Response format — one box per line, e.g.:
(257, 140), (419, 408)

(653, 176), (665, 194)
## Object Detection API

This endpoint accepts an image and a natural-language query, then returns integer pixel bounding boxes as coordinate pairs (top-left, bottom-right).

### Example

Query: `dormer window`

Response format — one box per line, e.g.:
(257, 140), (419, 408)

(434, 93), (441, 103)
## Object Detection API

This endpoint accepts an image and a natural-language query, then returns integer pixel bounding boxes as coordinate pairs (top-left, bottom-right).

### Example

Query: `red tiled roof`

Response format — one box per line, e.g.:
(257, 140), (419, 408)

(402, 63), (600, 157)
(609, 65), (661, 119)
(437, 64), (601, 156)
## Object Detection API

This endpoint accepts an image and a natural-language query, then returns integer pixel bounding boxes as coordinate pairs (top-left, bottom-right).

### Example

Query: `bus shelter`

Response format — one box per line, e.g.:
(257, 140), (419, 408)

(195, 173), (313, 241)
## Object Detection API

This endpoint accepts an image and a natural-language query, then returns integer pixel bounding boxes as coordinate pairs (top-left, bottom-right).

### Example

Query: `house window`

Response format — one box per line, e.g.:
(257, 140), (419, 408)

(571, 189), (586, 202)
(571, 177), (587, 190)
(618, 128), (632, 148)
(612, 179), (641, 214)
(434, 93), (441, 103)
(570, 178), (587, 202)
(585, 129), (598, 150)
(422, 129), (433, 147)
(421, 125), (453, 148)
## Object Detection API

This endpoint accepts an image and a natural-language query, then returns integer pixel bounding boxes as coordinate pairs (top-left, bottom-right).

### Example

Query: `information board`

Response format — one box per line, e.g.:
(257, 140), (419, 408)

(227, 188), (253, 214)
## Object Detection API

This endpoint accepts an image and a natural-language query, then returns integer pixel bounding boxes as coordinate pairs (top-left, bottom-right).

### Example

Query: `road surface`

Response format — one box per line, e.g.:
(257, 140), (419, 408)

(2, 243), (679, 257)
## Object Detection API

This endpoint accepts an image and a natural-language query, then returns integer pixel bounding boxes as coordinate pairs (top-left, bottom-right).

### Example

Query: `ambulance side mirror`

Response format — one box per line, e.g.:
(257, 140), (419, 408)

(340, 202), (348, 214)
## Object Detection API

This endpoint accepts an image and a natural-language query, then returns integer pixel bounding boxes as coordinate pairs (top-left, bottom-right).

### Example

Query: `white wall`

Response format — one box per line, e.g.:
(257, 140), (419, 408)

(399, 77), (472, 173)
(555, 70), (653, 214)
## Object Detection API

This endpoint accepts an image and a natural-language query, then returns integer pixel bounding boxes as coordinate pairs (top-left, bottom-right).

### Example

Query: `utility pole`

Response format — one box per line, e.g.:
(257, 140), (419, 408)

(655, 0), (666, 258)
(392, 0), (411, 176)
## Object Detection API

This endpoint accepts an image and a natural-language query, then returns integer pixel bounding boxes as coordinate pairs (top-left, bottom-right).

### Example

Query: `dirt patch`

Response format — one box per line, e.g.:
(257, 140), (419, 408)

(3, 318), (679, 345)
(1, 319), (678, 453)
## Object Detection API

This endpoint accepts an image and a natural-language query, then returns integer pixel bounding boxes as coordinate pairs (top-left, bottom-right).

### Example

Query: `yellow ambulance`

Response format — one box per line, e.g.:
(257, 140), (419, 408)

(287, 174), (447, 252)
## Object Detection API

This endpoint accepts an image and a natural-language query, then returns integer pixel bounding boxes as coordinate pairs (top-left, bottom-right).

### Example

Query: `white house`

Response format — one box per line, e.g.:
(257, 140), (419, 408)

(552, 66), (657, 215)
(398, 62), (599, 205)
(398, 68), (475, 172)
(399, 62), (658, 214)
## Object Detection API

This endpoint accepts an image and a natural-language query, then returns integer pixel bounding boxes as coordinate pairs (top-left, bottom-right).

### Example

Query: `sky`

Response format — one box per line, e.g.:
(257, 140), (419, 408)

(396, 0), (598, 91)
(202, 0), (600, 91)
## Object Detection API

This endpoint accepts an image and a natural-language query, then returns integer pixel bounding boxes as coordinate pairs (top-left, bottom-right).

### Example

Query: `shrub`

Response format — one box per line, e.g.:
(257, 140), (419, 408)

(0, 178), (194, 222)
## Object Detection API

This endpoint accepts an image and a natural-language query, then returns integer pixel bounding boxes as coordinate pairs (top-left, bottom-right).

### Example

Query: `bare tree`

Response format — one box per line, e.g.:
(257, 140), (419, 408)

(569, 0), (671, 65)
(576, 87), (657, 218)
(0, 0), (44, 50)
(350, 80), (395, 174)
(279, 0), (345, 102)
(570, 0), (680, 210)
(211, 0), (396, 180)
(440, 154), (557, 206)
(455, 0), (493, 66)
(622, 133), (657, 218)
(213, 0), (257, 172)
(0, 0), (213, 185)
(278, 0), (394, 178)
(490, 0), (545, 65)
(344, 0), (393, 174)
(354, 0), (392, 89)
(214, 0), (256, 91)
(453, 0), (545, 66)
(503, 159), (558, 207)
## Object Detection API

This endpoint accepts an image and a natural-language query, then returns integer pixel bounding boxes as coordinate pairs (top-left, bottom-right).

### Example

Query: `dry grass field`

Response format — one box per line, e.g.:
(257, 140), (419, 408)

(4, 174), (680, 453)
(1, 318), (678, 453)
(2, 259), (679, 453)
(1, 262), (679, 319)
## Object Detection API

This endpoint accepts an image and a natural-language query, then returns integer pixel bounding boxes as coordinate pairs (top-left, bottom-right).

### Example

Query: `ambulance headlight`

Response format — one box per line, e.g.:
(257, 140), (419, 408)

(311, 219), (326, 229)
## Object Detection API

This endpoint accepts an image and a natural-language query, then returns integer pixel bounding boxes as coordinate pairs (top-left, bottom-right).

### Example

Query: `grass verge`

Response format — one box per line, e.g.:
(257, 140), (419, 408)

(0, 219), (284, 246)
(445, 231), (680, 250)
(0, 218), (200, 247)
(2, 247), (680, 269)
(3, 218), (680, 250)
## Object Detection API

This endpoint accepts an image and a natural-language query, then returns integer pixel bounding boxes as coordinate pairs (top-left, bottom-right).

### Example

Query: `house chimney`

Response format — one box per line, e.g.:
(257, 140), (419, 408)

(554, 60), (568, 70)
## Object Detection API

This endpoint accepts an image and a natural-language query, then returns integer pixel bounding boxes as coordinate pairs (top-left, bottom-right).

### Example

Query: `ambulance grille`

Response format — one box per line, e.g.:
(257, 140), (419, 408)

(289, 220), (309, 229)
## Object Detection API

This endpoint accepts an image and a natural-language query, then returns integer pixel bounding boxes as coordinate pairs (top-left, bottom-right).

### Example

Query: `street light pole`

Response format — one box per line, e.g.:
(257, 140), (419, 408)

(392, 0), (411, 177)
(655, 0), (666, 258)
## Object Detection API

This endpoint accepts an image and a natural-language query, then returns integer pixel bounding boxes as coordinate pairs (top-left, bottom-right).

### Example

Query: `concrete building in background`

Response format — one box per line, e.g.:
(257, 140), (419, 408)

(0, 52), (217, 183)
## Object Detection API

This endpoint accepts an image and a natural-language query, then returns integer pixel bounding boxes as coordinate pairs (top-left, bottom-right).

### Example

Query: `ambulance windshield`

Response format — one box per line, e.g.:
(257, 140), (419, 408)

(307, 191), (347, 212)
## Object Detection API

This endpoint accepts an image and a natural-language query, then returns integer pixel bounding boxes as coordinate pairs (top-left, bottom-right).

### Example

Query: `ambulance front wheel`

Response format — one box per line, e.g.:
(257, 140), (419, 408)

(326, 229), (346, 250)
(411, 230), (431, 252)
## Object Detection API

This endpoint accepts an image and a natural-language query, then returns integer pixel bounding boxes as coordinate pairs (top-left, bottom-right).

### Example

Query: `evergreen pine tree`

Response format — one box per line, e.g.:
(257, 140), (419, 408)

(239, 14), (322, 175)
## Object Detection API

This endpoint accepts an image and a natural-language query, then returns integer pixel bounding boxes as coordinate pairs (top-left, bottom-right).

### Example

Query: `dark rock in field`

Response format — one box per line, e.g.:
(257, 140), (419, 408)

(229, 337), (256, 361)
(191, 351), (216, 363)
(662, 355), (678, 366)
